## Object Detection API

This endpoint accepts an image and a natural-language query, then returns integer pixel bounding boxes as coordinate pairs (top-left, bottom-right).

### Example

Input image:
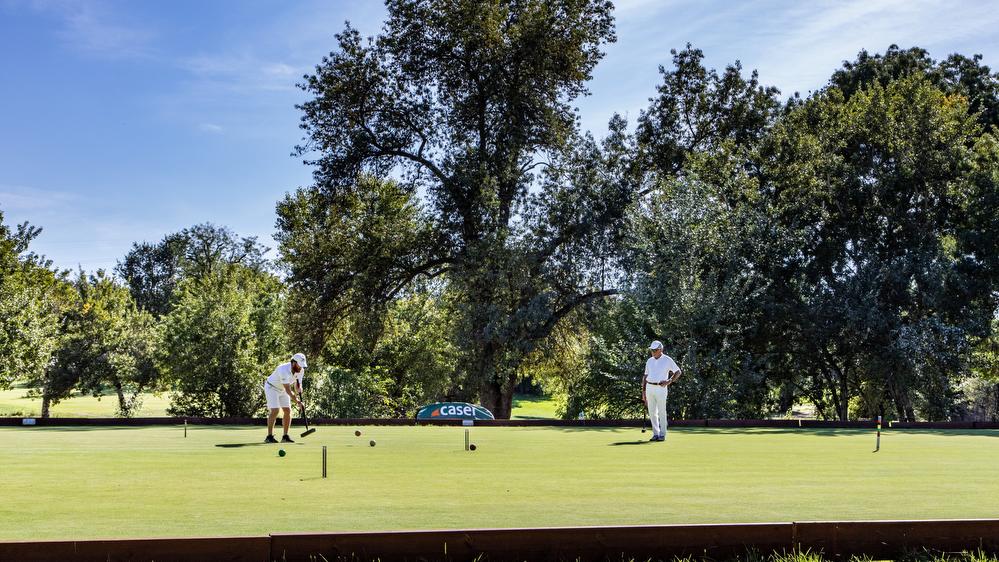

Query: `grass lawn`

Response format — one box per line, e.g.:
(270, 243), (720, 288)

(1, 425), (997, 541)
(0, 387), (173, 418)
(1, 389), (549, 419)
(510, 393), (558, 419)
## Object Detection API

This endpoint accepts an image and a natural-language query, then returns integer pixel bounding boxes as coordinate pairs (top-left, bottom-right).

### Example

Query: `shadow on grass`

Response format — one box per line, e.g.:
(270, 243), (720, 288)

(547, 426), (999, 439)
(0, 424), (258, 433)
(608, 440), (657, 446)
(882, 428), (999, 438)
(215, 442), (306, 448)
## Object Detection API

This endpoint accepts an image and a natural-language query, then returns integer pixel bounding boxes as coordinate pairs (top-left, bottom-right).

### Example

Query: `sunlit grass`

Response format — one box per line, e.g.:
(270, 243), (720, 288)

(0, 385), (173, 417)
(1, 425), (997, 541)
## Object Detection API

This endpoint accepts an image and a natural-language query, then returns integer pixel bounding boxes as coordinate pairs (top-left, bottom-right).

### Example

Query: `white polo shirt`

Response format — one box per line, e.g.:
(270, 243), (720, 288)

(266, 362), (301, 390)
(645, 355), (680, 383)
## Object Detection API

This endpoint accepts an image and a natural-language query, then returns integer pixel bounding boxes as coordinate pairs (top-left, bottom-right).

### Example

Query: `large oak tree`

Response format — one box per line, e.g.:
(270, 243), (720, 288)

(278, 0), (631, 417)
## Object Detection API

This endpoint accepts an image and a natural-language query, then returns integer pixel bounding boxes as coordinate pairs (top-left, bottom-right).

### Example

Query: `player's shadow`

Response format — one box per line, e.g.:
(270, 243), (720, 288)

(608, 440), (656, 446)
(215, 442), (305, 448)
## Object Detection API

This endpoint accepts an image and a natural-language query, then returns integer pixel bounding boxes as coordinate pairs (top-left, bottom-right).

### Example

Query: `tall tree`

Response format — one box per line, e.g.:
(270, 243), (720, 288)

(283, 0), (631, 417)
(158, 266), (286, 417)
(760, 74), (999, 420)
(117, 223), (270, 316)
(0, 213), (73, 415)
(616, 46), (783, 418)
(831, 45), (999, 130)
(48, 271), (160, 417)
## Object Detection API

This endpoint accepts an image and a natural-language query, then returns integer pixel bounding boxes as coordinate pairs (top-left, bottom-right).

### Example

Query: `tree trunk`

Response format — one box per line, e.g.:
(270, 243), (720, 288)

(891, 382), (908, 421)
(40, 394), (51, 418)
(838, 370), (849, 421)
(473, 342), (517, 418)
(777, 382), (795, 416)
(891, 384), (916, 422)
(479, 373), (517, 419)
(114, 382), (127, 418)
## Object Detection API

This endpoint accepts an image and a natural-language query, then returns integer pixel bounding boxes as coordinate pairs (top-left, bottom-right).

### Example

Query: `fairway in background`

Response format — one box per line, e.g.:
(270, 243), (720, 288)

(1, 425), (998, 541)
(3, 389), (546, 420)
(510, 394), (557, 419)
(0, 385), (172, 418)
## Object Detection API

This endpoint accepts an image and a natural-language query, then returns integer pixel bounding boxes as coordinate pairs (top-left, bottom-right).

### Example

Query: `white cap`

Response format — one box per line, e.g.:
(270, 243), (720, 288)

(649, 340), (663, 350)
(291, 353), (307, 368)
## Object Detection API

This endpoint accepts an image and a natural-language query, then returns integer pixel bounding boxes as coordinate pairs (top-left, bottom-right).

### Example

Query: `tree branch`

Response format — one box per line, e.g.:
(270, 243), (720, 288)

(384, 257), (455, 300)
(529, 288), (619, 342)
(359, 122), (451, 187)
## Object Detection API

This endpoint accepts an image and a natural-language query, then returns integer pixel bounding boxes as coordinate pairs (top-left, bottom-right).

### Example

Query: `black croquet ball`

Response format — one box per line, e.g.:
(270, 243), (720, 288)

(469, 444), (477, 451)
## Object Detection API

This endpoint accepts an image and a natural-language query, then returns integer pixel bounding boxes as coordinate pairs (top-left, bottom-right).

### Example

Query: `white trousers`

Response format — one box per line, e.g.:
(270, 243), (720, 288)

(646, 384), (669, 437)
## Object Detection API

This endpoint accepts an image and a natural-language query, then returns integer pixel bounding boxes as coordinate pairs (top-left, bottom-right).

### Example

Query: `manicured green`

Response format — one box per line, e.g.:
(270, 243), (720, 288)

(1, 426), (997, 541)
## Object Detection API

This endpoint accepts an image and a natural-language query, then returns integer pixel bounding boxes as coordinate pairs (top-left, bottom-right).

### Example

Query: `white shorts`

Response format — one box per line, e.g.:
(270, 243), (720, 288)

(264, 382), (291, 409)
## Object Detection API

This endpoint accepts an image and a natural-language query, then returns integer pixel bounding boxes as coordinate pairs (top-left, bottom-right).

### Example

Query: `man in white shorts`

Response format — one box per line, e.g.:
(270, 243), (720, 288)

(264, 353), (307, 443)
(642, 340), (681, 442)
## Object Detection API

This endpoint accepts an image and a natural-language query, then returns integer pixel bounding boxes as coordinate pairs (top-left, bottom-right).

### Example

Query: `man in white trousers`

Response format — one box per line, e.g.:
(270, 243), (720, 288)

(263, 353), (307, 443)
(642, 340), (681, 442)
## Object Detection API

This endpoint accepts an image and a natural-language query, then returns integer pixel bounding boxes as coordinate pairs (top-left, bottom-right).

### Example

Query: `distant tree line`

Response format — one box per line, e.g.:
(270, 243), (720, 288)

(1, 2), (997, 421)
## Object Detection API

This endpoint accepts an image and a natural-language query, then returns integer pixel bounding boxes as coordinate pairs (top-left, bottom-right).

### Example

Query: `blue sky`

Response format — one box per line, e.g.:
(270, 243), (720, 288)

(2, 0), (998, 274)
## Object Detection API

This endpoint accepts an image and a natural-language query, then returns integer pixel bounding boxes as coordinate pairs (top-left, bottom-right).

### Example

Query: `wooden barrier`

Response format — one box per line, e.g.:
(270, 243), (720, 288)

(795, 519), (999, 559)
(890, 421), (979, 430)
(798, 420), (875, 429)
(0, 536), (269, 562)
(706, 419), (799, 428)
(270, 523), (792, 562)
(2, 520), (998, 562)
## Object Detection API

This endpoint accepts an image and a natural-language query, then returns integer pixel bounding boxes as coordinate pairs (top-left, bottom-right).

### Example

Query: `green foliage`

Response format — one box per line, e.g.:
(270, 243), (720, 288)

(560, 300), (648, 420)
(0, 212), (74, 399)
(116, 223), (270, 317)
(311, 365), (392, 418)
(761, 74), (998, 420)
(306, 291), (459, 417)
(831, 44), (999, 129)
(963, 318), (999, 421)
(48, 271), (160, 417)
(287, 0), (627, 417)
(572, 45), (999, 423)
(6, 36), (999, 425)
(159, 267), (286, 417)
(577, 46), (783, 420)
(276, 175), (440, 355)
(374, 292), (460, 414)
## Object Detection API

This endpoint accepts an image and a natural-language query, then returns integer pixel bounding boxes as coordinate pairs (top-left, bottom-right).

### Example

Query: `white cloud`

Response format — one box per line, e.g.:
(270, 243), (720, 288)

(754, 0), (999, 95)
(612, 0), (676, 18)
(262, 62), (297, 79)
(178, 53), (304, 93)
(23, 0), (155, 59)
(0, 184), (77, 212)
(198, 122), (224, 134)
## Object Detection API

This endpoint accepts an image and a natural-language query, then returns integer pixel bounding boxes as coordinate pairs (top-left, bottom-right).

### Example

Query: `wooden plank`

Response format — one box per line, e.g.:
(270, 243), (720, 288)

(795, 519), (999, 559)
(0, 536), (270, 562)
(271, 523), (793, 562)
